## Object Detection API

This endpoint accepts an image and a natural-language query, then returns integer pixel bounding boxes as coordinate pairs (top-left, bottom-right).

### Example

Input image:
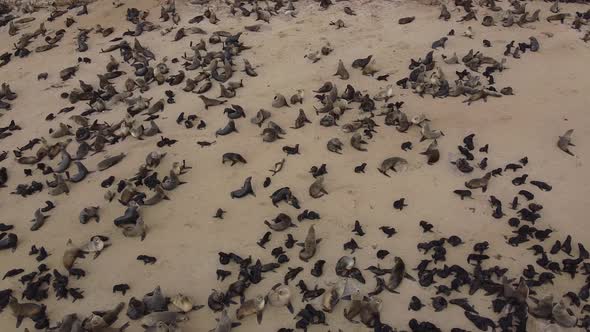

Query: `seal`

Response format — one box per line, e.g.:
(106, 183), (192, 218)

(216, 120), (238, 137)
(62, 239), (83, 271)
(465, 173), (491, 192)
(142, 186), (169, 206)
(360, 297), (383, 327)
(420, 140), (439, 165)
(213, 309), (240, 332)
(79, 206), (100, 224)
(123, 216), (147, 241)
(351, 133), (368, 151)
(97, 153), (126, 171)
(377, 157), (407, 176)
(66, 161), (91, 183)
(236, 295), (265, 324)
(8, 296), (46, 328)
(230, 177), (255, 198)
(298, 225), (322, 262)
(309, 176), (328, 198)
(334, 59), (349, 80)
(162, 170), (186, 190)
(327, 138), (343, 154)
(171, 293), (204, 313)
(140, 311), (188, 327)
(0, 232), (18, 252)
(272, 94), (289, 108)
(199, 95), (227, 109)
(420, 123), (444, 141)
(251, 109), (271, 127)
(557, 129), (575, 156)
(267, 284), (294, 313)
(265, 213), (296, 231)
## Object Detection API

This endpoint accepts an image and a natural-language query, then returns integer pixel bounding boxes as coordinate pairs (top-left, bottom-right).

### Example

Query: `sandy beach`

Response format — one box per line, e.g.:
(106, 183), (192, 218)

(1, 0), (590, 331)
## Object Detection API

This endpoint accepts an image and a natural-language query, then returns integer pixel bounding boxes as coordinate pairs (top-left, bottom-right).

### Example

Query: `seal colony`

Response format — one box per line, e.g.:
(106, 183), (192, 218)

(0, 0), (589, 331)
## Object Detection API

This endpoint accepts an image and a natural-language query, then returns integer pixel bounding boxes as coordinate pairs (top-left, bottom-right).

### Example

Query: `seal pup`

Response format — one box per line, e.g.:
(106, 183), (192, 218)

(557, 129), (575, 156)
(230, 177), (255, 198)
(298, 225), (322, 262)
(309, 176), (328, 198)
(378, 157), (407, 176)
(267, 284), (294, 314)
(334, 59), (349, 80)
(236, 295), (265, 324)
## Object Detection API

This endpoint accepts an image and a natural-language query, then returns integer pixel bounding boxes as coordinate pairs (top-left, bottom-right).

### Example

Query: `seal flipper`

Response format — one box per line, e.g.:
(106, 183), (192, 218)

(256, 310), (263, 324)
(231, 322), (241, 328)
(287, 301), (294, 314)
(482, 185), (488, 193)
(378, 168), (390, 177)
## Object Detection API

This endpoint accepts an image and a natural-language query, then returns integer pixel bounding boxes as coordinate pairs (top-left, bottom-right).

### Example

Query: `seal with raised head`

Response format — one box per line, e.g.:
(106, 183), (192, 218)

(231, 177), (255, 198)
(309, 176), (328, 198)
(557, 129), (575, 156)
(465, 173), (491, 192)
(236, 295), (265, 324)
(420, 140), (439, 165)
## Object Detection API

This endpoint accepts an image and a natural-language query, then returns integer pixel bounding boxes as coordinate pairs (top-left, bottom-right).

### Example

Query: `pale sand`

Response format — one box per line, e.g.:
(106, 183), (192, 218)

(1, 0), (590, 331)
